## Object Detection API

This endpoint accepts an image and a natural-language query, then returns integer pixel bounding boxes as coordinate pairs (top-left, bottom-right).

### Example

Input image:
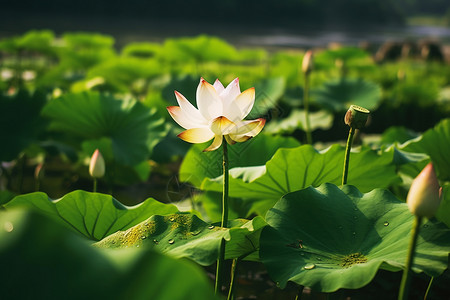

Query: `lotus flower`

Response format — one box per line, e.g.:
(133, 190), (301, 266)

(407, 163), (441, 218)
(167, 78), (266, 151)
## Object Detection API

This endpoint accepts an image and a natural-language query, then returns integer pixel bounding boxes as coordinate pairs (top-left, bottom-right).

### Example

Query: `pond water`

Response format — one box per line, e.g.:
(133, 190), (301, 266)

(1, 12), (450, 49)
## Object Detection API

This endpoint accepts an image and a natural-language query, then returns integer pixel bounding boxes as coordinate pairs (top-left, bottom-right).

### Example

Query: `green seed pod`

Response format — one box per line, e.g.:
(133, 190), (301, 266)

(344, 105), (370, 129)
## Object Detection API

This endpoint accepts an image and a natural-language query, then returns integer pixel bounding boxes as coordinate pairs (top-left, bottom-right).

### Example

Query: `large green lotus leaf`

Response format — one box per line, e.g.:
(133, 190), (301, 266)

(0, 30), (55, 55)
(95, 213), (266, 265)
(57, 33), (117, 71)
(314, 47), (372, 71)
(436, 184), (450, 228)
(121, 42), (162, 58)
(401, 118), (450, 181)
(0, 90), (47, 161)
(161, 35), (237, 62)
(312, 78), (382, 112)
(247, 77), (286, 119)
(202, 145), (400, 215)
(81, 57), (163, 92)
(383, 145), (429, 167)
(265, 109), (333, 134)
(180, 134), (301, 187)
(0, 209), (217, 299)
(260, 183), (450, 292)
(5, 190), (178, 241)
(41, 92), (166, 166)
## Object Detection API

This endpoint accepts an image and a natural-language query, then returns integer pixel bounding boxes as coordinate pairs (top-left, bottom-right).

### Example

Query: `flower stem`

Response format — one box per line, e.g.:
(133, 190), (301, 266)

(221, 138), (229, 228)
(303, 73), (312, 145)
(342, 127), (355, 185)
(215, 137), (229, 295)
(424, 276), (434, 300)
(227, 259), (238, 300)
(398, 216), (423, 300)
(93, 178), (98, 193)
(215, 238), (226, 295)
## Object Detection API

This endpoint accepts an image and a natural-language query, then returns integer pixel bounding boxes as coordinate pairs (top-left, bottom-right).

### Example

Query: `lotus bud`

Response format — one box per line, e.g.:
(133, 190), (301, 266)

(34, 163), (44, 180)
(302, 50), (314, 74)
(89, 149), (105, 178)
(407, 163), (441, 218)
(344, 105), (370, 129)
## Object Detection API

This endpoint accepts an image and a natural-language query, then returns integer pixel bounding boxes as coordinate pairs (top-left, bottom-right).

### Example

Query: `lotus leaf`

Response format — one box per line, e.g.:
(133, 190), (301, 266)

(260, 183), (450, 292)
(5, 190), (178, 240)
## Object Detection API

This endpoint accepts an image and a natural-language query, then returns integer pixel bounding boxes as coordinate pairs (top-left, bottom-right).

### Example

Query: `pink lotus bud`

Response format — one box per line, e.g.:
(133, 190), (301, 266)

(407, 163), (441, 218)
(89, 149), (105, 178)
(302, 50), (314, 74)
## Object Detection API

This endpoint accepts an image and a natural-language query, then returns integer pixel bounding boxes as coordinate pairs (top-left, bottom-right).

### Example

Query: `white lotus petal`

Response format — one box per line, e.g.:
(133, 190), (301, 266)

(210, 116), (236, 135)
(178, 127), (214, 143)
(203, 135), (224, 152)
(233, 87), (255, 119)
(196, 78), (223, 120)
(220, 77), (240, 104)
(174, 91), (207, 125)
(167, 106), (203, 129)
(229, 118), (266, 142)
(213, 79), (225, 94)
(228, 134), (251, 143)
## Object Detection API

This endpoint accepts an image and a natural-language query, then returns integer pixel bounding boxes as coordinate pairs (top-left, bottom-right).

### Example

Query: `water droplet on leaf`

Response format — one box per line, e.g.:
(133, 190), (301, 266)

(208, 225), (215, 229)
(141, 235), (147, 240)
(383, 221), (389, 227)
(153, 239), (159, 244)
(169, 217), (175, 222)
(168, 239), (175, 244)
(304, 264), (316, 270)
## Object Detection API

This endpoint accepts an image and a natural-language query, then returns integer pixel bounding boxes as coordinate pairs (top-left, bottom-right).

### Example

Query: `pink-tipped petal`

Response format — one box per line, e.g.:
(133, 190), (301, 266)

(220, 78), (241, 104)
(174, 91), (206, 125)
(233, 87), (255, 119)
(178, 127), (214, 144)
(213, 79), (225, 94)
(196, 78), (223, 120)
(203, 135), (223, 152)
(210, 116), (236, 135)
(167, 106), (202, 129)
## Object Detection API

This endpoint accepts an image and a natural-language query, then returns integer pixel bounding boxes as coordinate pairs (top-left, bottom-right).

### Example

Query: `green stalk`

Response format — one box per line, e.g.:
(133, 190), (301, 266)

(221, 139), (229, 228)
(215, 137), (229, 295)
(424, 276), (434, 300)
(342, 127), (355, 185)
(227, 259), (238, 300)
(93, 178), (98, 193)
(398, 216), (423, 300)
(303, 73), (312, 145)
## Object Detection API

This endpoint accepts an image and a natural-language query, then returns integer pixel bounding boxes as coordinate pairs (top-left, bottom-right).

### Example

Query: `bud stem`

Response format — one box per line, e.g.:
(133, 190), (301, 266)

(93, 178), (98, 193)
(304, 73), (312, 145)
(398, 216), (423, 300)
(342, 127), (355, 185)
(215, 137), (229, 295)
